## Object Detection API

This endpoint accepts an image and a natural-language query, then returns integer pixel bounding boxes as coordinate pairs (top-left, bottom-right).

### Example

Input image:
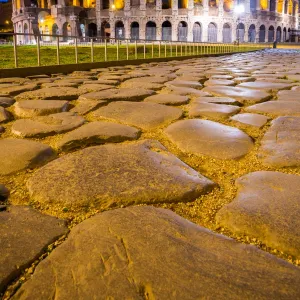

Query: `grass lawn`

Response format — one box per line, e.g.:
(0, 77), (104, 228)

(0, 43), (258, 69)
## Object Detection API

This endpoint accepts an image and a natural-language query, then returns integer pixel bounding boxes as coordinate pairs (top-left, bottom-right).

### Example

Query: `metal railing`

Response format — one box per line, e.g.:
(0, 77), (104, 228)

(0, 32), (271, 69)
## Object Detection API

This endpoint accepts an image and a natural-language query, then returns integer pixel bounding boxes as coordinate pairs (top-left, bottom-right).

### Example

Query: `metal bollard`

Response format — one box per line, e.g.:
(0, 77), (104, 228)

(37, 36), (41, 66)
(104, 38), (107, 61)
(56, 38), (60, 65)
(126, 39), (129, 60)
(75, 37), (78, 64)
(13, 35), (18, 68)
(91, 38), (94, 62)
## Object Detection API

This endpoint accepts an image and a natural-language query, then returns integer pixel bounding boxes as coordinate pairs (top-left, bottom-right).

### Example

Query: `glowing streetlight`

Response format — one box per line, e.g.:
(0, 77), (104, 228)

(40, 19), (44, 23)
(111, 3), (115, 10)
(234, 3), (245, 13)
(5, 20), (10, 25)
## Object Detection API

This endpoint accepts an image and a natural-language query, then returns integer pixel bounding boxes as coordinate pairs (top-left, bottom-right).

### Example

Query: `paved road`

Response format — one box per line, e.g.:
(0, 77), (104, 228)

(1, 49), (300, 299)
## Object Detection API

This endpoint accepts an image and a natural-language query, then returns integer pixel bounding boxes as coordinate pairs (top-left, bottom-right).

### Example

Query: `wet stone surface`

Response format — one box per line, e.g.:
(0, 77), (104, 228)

(1, 49), (300, 298)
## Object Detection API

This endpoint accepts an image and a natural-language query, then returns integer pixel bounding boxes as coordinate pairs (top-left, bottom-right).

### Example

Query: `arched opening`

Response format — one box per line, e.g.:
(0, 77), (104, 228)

(63, 22), (72, 41)
(162, 0), (171, 8)
(250, 0), (256, 10)
(209, 0), (218, 7)
(193, 22), (202, 42)
(131, 22), (139, 40)
(222, 23), (232, 43)
(259, 24), (265, 42)
(162, 20), (172, 41)
(102, 0), (109, 8)
(101, 22), (111, 38)
(283, 27), (287, 41)
(88, 23), (97, 38)
(237, 23), (245, 42)
(270, 0), (276, 10)
(208, 22), (217, 42)
(268, 25), (274, 42)
(79, 24), (85, 37)
(178, 0), (187, 8)
(145, 21), (156, 40)
(276, 26), (281, 42)
(131, 0), (140, 6)
(287, 28), (291, 41)
(24, 23), (29, 44)
(248, 24), (256, 42)
(52, 23), (59, 37)
(178, 21), (188, 41)
(115, 21), (125, 39)
(44, 25), (50, 41)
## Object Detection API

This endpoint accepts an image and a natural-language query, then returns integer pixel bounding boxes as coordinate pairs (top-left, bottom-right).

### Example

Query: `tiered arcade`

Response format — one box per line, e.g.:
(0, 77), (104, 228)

(11, 0), (298, 43)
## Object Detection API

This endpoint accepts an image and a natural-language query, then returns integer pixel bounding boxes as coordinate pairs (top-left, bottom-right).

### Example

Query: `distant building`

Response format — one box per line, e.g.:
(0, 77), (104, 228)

(11, 0), (298, 43)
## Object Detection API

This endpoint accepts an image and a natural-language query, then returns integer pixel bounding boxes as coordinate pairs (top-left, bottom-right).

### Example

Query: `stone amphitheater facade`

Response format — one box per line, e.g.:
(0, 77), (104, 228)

(11, 0), (298, 43)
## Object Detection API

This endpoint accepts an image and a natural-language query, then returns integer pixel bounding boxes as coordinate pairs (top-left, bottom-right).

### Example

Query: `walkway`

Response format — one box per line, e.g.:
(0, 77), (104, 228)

(1, 49), (300, 299)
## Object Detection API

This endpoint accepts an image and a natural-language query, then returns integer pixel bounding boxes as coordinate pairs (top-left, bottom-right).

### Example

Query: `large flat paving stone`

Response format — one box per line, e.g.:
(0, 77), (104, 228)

(77, 83), (112, 93)
(15, 87), (82, 101)
(120, 78), (164, 90)
(0, 77), (29, 85)
(188, 102), (240, 119)
(204, 79), (235, 86)
(202, 86), (271, 104)
(93, 101), (183, 130)
(230, 113), (269, 128)
(165, 119), (254, 160)
(12, 112), (85, 138)
(57, 121), (140, 151)
(0, 206), (68, 293)
(143, 94), (189, 105)
(164, 86), (211, 97)
(237, 81), (293, 91)
(246, 101), (300, 116)
(277, 90), (299, 101)
(70, 99), (107, 115)
(258, 116), (300, 167)
(193, 96), (241, 106)
(166, 80), (202, 89)
(27, 140), (215, 209)
(12, 206), (300, 300)
(0, 138), (55, 175)
(14, 100), (69, 117)
(0, 97), (15, 108)
(79, 88), (155, 102)
(216, 171), (300, 259)
(0, 84), (38, 96)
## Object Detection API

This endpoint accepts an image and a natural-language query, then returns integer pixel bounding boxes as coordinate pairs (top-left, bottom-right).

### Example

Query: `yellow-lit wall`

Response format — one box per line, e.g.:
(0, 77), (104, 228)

(288, 0), (292, 14)
(277, 0), (283, 12)
(83, 0), (95, 7)
(260, 0), (268, 9)
(16, 0), (21, 9)
(223, 0), (233, 11)
(115, 0), (124, 9)
(194, 0), (202, 4)
(38, 15), (54, 34)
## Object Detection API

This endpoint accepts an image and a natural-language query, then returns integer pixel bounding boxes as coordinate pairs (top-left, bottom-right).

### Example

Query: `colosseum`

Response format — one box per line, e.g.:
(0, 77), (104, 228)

(11, 0), (299, 43)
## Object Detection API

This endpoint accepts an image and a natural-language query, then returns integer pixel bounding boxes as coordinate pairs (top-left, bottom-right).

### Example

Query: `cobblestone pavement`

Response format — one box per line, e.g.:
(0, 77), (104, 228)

(1, 49), (300, 299)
